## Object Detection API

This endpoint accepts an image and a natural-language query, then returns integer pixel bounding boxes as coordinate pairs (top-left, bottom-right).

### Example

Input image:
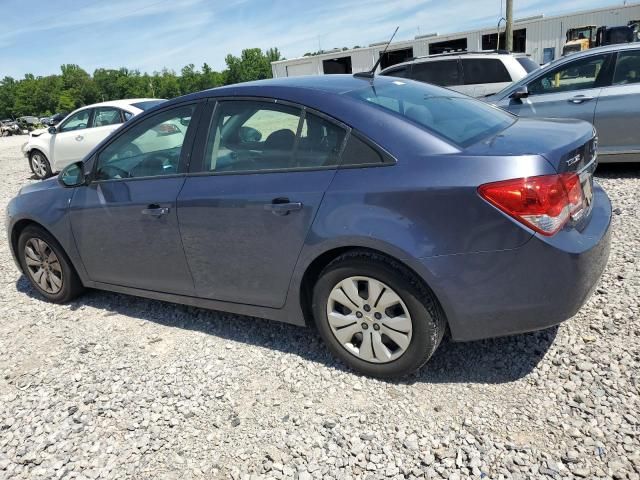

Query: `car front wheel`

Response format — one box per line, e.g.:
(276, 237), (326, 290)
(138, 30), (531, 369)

(18, 226), (84, 303)
(312, 251), (446, 379)
(29, 150), (52, 179)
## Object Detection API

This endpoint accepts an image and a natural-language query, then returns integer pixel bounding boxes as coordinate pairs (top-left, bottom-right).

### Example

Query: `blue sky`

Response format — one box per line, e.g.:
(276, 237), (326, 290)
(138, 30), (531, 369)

(0, 0), (629, 78)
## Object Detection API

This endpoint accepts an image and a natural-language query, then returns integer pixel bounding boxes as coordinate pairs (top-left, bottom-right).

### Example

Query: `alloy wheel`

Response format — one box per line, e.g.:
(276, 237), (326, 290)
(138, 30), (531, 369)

(31, 153), (48, 178)
(326, 276), (413, 363)
(24, 238), (63, 294)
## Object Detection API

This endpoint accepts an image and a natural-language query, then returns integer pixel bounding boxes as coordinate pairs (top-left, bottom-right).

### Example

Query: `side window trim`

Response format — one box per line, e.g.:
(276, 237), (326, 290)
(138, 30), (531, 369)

(89, 100), (204, 183)
(188, 96), (355, 176)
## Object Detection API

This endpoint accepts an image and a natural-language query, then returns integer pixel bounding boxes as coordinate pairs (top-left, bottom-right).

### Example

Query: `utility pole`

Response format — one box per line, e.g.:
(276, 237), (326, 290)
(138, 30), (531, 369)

(505, 0), (514, 51)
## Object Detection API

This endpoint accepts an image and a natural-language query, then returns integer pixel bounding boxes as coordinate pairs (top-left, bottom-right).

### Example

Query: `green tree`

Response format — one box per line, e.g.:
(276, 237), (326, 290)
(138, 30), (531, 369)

(0, 46), (281, 117)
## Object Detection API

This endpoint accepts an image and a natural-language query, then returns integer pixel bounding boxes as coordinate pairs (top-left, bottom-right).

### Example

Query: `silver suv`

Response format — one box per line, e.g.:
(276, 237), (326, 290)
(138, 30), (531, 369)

(380, 51), (539, 98)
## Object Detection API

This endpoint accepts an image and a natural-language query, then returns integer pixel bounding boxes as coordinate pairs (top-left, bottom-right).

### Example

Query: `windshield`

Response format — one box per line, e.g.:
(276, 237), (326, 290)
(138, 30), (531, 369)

(346, 80), (515, 147)
(131, 100), (166, 111)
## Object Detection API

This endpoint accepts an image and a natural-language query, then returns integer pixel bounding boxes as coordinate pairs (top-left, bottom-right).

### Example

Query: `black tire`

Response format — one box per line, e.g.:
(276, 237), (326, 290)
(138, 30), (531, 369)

(18, 225), (84, 303)
(29, 150), (52, 179)
(312, 251), (446, 379)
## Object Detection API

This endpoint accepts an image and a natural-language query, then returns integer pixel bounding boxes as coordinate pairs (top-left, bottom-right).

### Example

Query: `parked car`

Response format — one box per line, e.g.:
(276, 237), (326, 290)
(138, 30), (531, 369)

(487, 43), (640, 162)
(380, 50), (540, 97)
(22, 99), (165, 179)
(40, 116), (51, 125)
(1, 120), (21, 136)
(48, 112), (68, 126)
(6, 75), (611, 378)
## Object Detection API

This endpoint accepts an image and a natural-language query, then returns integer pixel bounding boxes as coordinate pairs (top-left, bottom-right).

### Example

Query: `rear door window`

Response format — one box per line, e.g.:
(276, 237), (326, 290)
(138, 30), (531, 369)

(201, 101), (347, 173)
(91, 107), (123, 128)
(411, 60), (461, 86)
(613, 50), (640, 85)
(462, 59), (512, 84)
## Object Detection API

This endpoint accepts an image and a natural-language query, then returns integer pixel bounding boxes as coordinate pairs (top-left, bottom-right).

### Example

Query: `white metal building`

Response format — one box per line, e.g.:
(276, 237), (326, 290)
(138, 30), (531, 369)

(271, 3), (640, 78)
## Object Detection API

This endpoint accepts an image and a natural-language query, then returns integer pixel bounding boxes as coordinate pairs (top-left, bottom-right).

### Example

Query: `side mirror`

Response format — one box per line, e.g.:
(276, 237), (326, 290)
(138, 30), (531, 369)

(48, 126), (57, 134)
(509, 86), (529, 101)
(58, 161), (86, 188)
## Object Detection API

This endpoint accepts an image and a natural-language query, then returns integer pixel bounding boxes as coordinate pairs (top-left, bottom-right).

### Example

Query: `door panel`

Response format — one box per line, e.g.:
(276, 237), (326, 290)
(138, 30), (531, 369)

(594, 50), (640, 157)
(177, 170), (334, 308)
(594, 84), (640, 155)
(69, 103), (201, 294)
(70, 177), (194, 294)
(53, 109), (92, 169)
(505, 87), (601, 123)
(503, 53), (612, 124)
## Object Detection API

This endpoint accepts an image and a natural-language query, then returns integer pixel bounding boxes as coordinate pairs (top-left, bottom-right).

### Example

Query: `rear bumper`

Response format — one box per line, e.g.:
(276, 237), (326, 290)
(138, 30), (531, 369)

(421, 182), (612, 342)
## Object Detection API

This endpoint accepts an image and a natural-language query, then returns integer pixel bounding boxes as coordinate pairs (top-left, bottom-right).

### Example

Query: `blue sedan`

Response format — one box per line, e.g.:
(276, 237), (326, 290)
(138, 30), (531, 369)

(6, 75), (611, 378)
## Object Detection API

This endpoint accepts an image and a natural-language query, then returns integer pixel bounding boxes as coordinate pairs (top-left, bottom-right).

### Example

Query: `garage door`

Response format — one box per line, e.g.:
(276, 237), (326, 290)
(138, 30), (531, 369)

(286, 62), (316, 77)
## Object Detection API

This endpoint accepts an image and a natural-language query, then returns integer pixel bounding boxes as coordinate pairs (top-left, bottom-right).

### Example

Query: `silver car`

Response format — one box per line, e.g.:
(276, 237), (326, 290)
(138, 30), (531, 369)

(489, 43), (640, 163)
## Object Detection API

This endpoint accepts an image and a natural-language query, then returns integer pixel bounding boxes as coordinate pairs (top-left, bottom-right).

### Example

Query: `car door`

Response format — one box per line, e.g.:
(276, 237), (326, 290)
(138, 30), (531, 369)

(69, 102), (202, 295)
(504, 53), (613, 123)
(52, 108), (93, 168)
(177, 99), (348, 308)
(593, 49), (640, 159)
(82, 106), (125, 148)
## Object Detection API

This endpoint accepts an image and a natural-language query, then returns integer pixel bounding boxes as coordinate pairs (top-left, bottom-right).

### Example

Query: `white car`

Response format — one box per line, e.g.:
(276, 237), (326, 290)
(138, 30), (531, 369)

(380, 51), (540, 98)
(22, 99), (165, 179)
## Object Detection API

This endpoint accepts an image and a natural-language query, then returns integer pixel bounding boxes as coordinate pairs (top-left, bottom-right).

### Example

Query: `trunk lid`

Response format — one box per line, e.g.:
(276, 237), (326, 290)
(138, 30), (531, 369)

(469, 116), (598, 230)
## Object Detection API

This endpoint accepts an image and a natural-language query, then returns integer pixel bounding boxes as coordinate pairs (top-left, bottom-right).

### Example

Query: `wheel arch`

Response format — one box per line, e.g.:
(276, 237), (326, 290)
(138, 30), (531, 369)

(10, 219), (79, 279)
(298, 246), (449, 333)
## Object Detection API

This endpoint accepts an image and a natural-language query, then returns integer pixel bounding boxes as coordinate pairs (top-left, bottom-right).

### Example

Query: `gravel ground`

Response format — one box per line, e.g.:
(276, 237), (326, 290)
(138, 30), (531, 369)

(0, 134), (638, 480)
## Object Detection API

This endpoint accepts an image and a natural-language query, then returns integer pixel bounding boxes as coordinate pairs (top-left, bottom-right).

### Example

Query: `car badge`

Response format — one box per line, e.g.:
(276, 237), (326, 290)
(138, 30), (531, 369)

(566, 154), (582, 167)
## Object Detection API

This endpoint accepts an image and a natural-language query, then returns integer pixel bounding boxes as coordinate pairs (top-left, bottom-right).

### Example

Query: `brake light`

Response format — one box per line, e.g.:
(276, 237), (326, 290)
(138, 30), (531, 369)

(478, 173), (585, 236)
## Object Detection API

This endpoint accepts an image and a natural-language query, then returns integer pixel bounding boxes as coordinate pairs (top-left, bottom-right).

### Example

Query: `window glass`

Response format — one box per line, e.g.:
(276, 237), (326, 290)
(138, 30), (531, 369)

(383, 66), (409, 78)
(613, 50), (640, 85)
(59, 109), (91, 132)
(202, 101), (347, 173)
(91, 107), (123, 128)
(528, 54), (608, 95)
(341, 134), (385, 166)
(462, 59), (511, 84)
(516, 57), (540, 73)
(296, 112), (346, 168)
(346, 80), (515, 147)
(123, 111), (134, 121)
(411, 60), (460, 86)
(96, 104), (195, 180)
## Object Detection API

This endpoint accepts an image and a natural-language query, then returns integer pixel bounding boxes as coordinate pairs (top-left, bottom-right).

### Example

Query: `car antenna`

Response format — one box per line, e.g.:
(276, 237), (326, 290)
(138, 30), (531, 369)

(354, 26), (399, 79)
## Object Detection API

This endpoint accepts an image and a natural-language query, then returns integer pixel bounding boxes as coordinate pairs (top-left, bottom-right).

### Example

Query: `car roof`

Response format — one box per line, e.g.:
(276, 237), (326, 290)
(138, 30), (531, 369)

(74, 98), (162, 111)
(381, 51), (524, 72)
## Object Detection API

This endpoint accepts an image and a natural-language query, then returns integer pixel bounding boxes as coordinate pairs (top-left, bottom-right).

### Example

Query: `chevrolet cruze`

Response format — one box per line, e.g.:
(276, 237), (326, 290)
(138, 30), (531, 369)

(6, 75), (611, 378)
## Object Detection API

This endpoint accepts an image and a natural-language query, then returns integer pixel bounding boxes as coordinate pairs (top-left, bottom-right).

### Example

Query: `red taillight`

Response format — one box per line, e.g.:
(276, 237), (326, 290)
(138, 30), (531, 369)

(478, 173), (585, 236)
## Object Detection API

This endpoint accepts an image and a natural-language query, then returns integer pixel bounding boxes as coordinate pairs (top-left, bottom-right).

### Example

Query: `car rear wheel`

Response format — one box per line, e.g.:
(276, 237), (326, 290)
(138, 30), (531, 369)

(29, 151), (52, 179)
(18, 226), (84, 303)
(312, 251), (446, 379)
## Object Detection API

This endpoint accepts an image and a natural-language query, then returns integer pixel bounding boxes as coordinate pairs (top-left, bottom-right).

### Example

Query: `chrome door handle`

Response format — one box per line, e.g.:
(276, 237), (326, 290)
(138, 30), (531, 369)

(568, 95), (594, 104)
(75, 135), (84, 141)
(264, 199), (303, 216)
(142, 205), (170, 217)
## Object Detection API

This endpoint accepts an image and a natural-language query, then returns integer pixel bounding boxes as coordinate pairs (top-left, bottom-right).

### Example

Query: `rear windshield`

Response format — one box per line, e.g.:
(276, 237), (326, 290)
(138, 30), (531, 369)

(346, 80), (515, 147)
(516, 57), (540, 73)
(131, 100), (166, 111)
